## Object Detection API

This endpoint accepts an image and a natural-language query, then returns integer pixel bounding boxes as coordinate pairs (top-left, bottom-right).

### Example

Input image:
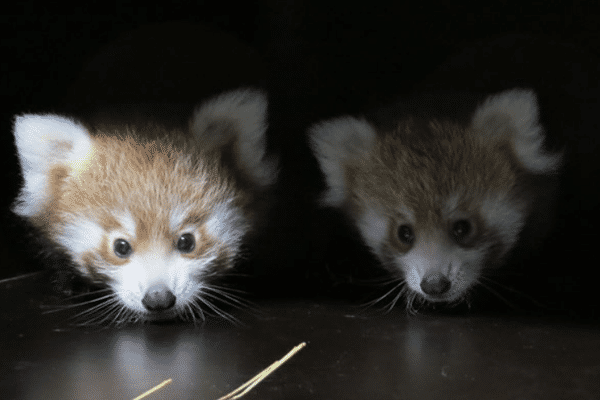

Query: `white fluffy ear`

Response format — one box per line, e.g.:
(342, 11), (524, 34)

(309, 116), (377, 207)
(471, 89), (562, 174)
(190, 88), (277, 187)
(12, 114), (93, 218)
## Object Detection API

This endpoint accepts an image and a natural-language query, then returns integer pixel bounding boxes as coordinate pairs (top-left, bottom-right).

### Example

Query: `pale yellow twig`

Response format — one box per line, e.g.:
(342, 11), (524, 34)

(217, 342), (307, 400)
(129, 342), (306, 400)
(132, 378), (173, 400)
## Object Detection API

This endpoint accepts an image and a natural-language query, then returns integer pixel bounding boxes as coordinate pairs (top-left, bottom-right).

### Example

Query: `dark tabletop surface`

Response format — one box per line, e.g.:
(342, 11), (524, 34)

(1, 272), (599, 400)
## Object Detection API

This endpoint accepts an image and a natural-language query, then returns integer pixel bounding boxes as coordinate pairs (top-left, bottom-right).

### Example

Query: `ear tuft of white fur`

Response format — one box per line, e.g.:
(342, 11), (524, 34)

(309, 116), (377, 207)
(471, 89), (562, 174)
(190, 88), (277, 187)
(12, 114), (93, 218)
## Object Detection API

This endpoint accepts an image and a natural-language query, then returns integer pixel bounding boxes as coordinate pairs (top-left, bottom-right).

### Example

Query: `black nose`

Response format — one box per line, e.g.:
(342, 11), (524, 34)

(142, 284), (176, 311)
(420, 273), (451, 296)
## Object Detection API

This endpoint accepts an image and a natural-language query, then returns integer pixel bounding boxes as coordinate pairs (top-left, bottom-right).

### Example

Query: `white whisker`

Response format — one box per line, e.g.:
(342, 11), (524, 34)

(358, 277), (408, 316)
(479, 276), (547, 307)
(41, 292), (115, 314)
(201, 285), (257, 311)
(190, 300), (207, 324)
(185, 303), (198, 326)
(193, 294), (243, 326)
(405, 291), (420, 315)
(475, 279), (521, 310)
(75, 299), (122, 326)
(0, 272), (43, 284)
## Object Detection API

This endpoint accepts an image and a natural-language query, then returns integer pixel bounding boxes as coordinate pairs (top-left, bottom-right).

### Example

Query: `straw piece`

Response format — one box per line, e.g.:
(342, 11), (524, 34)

(132, 378), (173, 400)
(217, 342), (307, 400)
(129, 342), (306, 400)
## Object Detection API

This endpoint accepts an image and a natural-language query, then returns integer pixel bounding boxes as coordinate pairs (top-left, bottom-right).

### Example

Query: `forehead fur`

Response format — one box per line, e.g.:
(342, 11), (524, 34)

(53, 126), (240, 236)
(349, 118), (517, 226)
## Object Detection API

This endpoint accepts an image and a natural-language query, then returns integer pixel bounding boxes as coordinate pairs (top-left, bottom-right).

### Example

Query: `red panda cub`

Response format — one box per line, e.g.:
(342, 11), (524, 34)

(309, 89), (561, 309)
(12, 89), (277, 323)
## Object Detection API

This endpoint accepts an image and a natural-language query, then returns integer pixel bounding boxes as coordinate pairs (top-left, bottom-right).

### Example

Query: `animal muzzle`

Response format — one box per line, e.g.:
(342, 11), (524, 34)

(420, 273), (452, 297)
(142, 283), (177, 311)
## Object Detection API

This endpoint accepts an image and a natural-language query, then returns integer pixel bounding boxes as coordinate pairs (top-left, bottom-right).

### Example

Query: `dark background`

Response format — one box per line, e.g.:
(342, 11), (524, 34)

(1, 1), (599, 321)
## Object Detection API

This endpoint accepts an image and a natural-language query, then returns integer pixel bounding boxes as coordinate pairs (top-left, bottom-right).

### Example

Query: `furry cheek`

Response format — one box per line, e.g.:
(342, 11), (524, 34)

(480, 196), (525, 255)
(356, 207), (390, 259)
(204, 202), (249, 259)
(55, 218), (105, 270)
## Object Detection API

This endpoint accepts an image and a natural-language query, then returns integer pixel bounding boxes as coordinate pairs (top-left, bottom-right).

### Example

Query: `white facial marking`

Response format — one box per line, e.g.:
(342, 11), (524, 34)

(481, 196), (524, 253)
(55, 207), (221, 315)
(397, 235), (487, 302)
(443, 193), (461, 216)
(357, 207), (389, 258)
(206, 201), (248, 250)
(109, 246), (217, 313)
(169, 205), (193, 233)
(116, 211), (136, 238)
(57, 217), (104, 260)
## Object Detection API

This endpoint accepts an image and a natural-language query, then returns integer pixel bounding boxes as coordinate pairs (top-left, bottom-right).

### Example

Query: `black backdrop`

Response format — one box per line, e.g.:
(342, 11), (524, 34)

(1, 1), (598, 320)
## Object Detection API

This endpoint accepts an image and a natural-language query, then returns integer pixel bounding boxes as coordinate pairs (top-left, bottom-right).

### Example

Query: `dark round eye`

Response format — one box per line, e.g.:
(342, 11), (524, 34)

(177, 233), (196, 253)
(113, 239), (133, 258)
(398, 225), (415, 245)
(451, 219), (471, 241)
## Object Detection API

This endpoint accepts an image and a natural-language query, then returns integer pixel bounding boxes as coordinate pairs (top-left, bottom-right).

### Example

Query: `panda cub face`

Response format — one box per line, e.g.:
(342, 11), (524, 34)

(310, 89), (561, 307)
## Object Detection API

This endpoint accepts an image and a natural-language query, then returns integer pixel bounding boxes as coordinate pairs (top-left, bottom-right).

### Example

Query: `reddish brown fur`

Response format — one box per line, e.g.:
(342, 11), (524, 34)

(346, 118), (520, 255)
(38, 124), (251, 279)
